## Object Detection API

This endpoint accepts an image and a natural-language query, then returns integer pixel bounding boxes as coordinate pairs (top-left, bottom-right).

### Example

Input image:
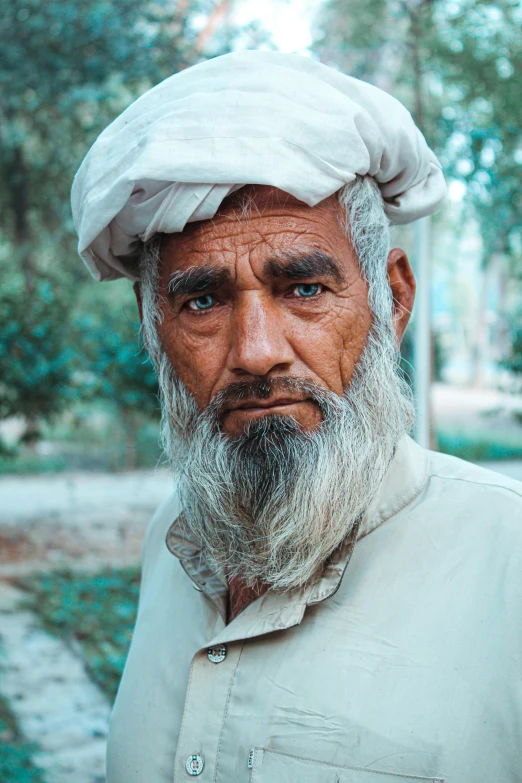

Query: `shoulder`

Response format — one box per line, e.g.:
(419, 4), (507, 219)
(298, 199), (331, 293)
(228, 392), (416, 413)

(427, 448), (522, 501)
(422, 449), (522, 541)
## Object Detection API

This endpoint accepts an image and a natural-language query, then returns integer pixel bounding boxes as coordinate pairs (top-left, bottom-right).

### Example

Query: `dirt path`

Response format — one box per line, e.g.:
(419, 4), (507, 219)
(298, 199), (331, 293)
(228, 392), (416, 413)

(0, 469), (174, 578)
(433, 382), (522, 439)
(0, 469), (173, 782)
(0, 583), (110, 783)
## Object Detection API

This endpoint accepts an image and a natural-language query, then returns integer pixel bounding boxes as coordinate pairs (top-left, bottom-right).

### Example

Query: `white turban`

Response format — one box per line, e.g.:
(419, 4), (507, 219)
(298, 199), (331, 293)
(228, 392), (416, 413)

(71, 50), (446, 282)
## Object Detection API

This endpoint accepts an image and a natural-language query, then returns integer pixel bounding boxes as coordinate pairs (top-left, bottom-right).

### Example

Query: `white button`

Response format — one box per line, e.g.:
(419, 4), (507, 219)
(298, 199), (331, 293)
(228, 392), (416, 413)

(185, 755), (204, 776)
(207, 645), (226, 664)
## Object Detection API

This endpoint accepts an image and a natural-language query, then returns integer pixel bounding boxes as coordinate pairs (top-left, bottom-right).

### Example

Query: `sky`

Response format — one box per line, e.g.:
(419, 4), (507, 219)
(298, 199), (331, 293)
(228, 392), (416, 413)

(233, 0), (323, 54)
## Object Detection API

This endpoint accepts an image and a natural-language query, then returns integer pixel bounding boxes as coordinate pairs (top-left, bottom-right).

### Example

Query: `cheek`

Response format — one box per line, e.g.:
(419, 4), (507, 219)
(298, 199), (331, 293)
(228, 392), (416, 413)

(290, 300), (372, 394)
(338, 307), (373, 387)
(157, 315), (228, 408)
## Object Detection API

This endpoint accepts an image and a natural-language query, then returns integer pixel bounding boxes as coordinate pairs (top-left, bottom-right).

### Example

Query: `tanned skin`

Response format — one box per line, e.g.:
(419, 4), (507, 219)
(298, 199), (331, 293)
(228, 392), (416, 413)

(134, 185), (415, 621)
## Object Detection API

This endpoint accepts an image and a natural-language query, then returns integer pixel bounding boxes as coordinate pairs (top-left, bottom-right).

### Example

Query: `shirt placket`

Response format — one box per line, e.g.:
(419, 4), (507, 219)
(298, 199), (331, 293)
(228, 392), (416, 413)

(173, 638), (245, 782)
(167, 513), (361, 782)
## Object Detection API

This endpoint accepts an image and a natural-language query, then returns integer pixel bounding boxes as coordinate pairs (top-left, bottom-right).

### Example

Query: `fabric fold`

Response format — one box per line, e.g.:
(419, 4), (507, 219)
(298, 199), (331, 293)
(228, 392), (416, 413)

(71, 50), (447, 282)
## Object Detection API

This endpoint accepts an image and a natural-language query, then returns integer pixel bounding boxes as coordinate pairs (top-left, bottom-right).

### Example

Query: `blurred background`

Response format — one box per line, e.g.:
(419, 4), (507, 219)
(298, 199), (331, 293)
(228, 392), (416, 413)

(0, 0), (521, 780)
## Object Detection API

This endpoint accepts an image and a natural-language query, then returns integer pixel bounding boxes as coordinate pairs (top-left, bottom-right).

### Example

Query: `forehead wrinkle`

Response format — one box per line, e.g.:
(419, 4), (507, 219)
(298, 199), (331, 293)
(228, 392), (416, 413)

(176, 201), (341, 254)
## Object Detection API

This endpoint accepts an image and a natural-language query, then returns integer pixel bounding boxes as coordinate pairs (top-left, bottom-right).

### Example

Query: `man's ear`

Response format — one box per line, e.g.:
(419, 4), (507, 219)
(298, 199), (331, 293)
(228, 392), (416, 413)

(387, 248), (416, 343)
(133, 282), (143, 324)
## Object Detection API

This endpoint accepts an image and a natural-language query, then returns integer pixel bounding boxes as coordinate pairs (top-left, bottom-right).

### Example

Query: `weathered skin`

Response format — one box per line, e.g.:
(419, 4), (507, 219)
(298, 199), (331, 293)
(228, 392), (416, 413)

(136, 186), (415, 434)
(134, 185), (415, 619)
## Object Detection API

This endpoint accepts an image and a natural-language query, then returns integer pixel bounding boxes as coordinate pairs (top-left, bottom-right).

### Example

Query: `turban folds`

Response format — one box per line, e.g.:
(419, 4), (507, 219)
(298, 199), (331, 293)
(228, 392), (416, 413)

(71, 50), (447, 282)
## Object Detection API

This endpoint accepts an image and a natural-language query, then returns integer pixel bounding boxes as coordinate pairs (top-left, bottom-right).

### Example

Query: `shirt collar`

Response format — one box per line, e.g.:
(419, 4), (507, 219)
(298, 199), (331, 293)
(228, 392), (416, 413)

(165, 435), (428, 637)
(306, 434), (428, 605)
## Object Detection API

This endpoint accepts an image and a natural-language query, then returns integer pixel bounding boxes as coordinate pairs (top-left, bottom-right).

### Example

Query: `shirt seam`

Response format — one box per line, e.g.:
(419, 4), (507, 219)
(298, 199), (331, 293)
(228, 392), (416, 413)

(213, 642), (245, 783)
(429, 472), (522, 501)
(173, 652), (197, 782)
(252, 746), (444, 781)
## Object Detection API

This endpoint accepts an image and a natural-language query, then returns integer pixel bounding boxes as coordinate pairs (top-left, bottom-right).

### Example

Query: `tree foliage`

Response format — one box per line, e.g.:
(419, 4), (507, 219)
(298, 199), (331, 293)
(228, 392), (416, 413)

(0, 0), (235, 441)
(316, 0), (522, 260)
(0, 257), (75, 438)
(0, 0), (225, 258)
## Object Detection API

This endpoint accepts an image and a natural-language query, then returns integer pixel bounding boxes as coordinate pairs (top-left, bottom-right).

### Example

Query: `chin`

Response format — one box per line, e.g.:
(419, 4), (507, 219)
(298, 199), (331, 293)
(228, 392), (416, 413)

(224, 408), (323, 439)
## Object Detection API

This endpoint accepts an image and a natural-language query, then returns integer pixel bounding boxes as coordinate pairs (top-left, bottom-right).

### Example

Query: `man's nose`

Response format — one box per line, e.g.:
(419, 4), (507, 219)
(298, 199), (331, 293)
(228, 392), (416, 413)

(227, 292), (295, 377)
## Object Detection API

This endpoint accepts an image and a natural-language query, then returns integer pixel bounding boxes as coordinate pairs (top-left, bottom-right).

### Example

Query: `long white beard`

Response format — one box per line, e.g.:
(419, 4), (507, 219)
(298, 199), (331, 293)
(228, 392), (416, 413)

(154, 321), (415, 590)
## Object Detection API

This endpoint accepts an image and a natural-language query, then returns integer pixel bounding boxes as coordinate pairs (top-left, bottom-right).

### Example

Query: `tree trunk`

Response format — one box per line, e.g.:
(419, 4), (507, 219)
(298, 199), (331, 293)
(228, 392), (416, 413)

(5, 144), (41, 440)
(21, 416), (41, 450)
(408, 4), (436, 447)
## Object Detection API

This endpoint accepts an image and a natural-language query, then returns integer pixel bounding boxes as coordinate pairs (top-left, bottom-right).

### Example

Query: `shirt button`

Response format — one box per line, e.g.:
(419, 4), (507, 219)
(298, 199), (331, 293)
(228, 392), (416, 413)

(207, 644), (227, 664)
(185, 755), (205, 776)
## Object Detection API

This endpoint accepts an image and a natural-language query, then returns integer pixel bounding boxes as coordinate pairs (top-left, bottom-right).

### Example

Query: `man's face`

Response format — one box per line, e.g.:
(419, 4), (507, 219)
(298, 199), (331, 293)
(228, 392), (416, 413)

(137, 183), (416, 589)
(155, 186), (376, 438)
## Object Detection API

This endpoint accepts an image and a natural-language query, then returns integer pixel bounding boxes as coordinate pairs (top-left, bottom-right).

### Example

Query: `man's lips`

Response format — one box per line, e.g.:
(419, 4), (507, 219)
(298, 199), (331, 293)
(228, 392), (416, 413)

(224, 397), (310, 414)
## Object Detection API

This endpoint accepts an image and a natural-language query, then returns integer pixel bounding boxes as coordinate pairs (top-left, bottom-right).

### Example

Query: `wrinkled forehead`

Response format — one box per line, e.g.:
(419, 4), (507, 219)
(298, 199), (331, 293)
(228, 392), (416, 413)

(161, 185), (347, 261)
(217, 184), (333, 213)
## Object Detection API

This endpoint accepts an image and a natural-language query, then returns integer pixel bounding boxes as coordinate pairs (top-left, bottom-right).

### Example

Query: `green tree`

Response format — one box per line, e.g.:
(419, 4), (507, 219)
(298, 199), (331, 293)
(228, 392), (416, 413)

(504, 315), (522, 380)
(316, 0), (522, 226)
(0, 255), (75, 442)
(431, 0), (522, 258)
(74, 281), (159, 468)
(0, 0), (228, 271)
(0, 0), (235, 443)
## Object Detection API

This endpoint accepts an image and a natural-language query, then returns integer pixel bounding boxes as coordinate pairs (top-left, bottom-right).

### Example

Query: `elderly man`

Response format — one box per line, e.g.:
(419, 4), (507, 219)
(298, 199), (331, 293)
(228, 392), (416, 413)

(72, 52), (522, 783)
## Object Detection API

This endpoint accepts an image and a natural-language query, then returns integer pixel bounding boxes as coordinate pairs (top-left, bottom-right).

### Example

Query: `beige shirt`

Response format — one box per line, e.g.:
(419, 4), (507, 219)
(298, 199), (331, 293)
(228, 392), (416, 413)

(107, 436), (522, 783)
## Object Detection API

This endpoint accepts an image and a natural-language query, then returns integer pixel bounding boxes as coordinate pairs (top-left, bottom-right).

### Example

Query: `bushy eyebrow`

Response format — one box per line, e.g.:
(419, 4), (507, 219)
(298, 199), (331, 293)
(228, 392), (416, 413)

(265, 251), (345, 284)
(167, 250), (344, 300)
(167, 266), (230, 299)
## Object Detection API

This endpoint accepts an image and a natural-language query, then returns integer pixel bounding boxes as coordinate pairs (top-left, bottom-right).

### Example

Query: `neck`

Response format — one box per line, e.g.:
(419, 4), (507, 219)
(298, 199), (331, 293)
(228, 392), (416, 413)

(227, 574), (270, 623)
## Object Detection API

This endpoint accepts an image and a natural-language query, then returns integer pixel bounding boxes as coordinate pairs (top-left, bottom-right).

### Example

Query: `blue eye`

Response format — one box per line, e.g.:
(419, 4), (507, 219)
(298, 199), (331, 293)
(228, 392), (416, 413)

(189, 294), (215, 311)
(295, 283), (321, 297)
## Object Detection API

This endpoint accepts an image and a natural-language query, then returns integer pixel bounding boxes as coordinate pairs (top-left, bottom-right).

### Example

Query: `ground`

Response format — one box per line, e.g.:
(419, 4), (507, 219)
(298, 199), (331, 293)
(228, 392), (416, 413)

(0, 470), (173, 579)
(0, 470), (172, 783)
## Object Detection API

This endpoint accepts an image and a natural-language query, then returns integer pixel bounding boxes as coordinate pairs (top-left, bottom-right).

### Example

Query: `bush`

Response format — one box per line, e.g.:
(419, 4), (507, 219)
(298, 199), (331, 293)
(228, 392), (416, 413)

(21, 568), (141, 701)
(0, 692), (45, 783)
(437, 429), (522, 462)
